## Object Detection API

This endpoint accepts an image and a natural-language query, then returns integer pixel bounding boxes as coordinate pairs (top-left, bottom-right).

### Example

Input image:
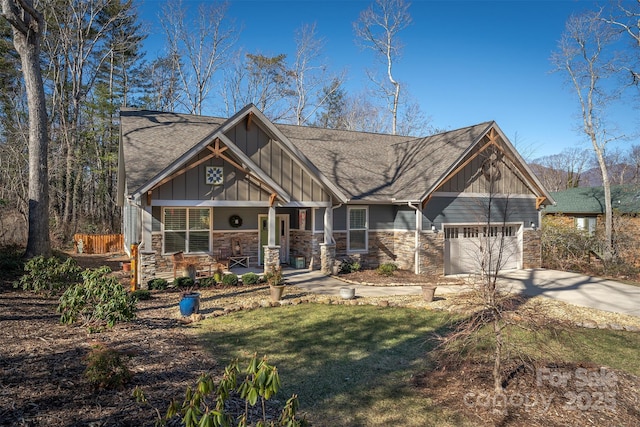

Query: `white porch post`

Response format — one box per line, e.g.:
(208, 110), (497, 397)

(268, 205), (276, 246)
(324, 204), (333, 244)
(142, 206), (152, 252)
(415, 204), (422, 275)
(320, 203), (336, 275)
(263, 205), (280, 273)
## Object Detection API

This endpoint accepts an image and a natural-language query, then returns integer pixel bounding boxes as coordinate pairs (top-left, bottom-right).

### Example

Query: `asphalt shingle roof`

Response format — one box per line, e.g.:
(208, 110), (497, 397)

(120, 107), (494, 202)
(544, 185), (640, 214)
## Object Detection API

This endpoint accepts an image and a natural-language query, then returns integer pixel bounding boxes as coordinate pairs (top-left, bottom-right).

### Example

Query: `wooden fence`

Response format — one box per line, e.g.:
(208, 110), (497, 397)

(73, 233), (124, 254)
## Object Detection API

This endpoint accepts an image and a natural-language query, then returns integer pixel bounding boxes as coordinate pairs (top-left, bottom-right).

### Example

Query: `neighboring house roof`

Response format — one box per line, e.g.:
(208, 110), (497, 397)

(544, 185), (640, 215)
(119, 104), (552, 205)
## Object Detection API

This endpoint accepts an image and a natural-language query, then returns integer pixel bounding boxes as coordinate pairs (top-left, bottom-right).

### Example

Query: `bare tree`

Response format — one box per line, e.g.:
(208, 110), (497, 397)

(435, 147), (539, 394)
(551, 10), (622, 261)
(220, 51), (292, 122)
(289, 22), (345, 126)
(160, 0), (236, 115)
(343, 91), (389, 133)
(1, 0), (51, 257)
(531, 147), (591, 191)
(602, 0), (640, 86)
(354, 0), (412, 135)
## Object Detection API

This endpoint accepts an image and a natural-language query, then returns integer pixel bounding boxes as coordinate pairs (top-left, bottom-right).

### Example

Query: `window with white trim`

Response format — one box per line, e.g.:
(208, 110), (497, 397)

(575, 217), (596, 235)
(348, 206), (368, 252)
(163, 207), (211, 253)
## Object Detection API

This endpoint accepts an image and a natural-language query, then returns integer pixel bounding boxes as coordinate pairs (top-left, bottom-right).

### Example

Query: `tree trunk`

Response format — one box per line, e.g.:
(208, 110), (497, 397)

(2, 0), (51, 257)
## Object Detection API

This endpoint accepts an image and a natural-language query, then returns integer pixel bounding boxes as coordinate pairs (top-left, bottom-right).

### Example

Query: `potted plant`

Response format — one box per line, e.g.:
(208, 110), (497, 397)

(265, 267), (285, 302)
(178, 287), (201, 316)
(421, 284), (437, 302)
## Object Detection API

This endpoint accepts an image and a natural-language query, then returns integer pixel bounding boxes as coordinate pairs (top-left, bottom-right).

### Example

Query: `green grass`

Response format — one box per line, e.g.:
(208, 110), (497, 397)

(194, 304), (640, 426)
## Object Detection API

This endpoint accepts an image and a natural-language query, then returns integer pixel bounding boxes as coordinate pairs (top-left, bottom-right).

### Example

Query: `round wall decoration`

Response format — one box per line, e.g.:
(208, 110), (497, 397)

(229, 215), (243, 228)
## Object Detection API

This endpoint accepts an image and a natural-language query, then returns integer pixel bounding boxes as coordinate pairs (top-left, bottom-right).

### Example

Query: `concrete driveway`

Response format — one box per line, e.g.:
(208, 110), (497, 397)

(284, 268), (640, 317)
(498, 268), (640, 317)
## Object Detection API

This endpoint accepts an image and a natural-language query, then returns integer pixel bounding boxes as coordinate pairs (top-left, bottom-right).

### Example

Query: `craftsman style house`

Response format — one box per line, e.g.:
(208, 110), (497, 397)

(117, 104), (553, 284)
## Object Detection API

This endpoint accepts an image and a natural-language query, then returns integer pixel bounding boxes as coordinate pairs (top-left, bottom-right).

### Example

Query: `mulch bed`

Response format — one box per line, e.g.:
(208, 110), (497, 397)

(1, 253), (639, 426)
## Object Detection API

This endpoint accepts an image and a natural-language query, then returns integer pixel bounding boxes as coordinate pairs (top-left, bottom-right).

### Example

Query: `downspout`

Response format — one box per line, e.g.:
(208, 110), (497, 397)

(407, 202), (421, 275)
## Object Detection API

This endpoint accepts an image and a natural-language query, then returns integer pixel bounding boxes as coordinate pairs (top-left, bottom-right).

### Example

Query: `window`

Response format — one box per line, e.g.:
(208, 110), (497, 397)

(348, 207), (368, 252)
(575, 217), (596, 235)
(163, 208), (211, 253)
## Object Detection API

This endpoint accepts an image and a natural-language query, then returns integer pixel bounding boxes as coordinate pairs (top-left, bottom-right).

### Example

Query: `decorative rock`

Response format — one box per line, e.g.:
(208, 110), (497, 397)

(378, 300), (389, 307)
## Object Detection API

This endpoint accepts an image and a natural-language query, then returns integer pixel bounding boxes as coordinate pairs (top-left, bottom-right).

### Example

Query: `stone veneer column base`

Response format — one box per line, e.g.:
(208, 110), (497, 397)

(320, 243), (336, 275)
(263, 246), (281, 274)
(139, 251), (156, 290)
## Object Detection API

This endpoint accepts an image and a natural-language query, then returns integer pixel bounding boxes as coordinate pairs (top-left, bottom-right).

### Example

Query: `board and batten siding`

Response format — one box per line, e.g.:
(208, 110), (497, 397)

(424, 196), (538, 228)
(438, 143), (532, 195)
(153, 121), (330, 203)
(226, 121), (330, 203)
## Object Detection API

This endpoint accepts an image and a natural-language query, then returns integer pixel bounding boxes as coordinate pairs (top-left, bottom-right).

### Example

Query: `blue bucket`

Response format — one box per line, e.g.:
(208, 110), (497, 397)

(179, 293), (200, 316)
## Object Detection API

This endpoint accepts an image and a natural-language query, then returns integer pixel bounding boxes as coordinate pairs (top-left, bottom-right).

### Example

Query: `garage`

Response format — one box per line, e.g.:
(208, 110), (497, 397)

(443, 223), (522, 275)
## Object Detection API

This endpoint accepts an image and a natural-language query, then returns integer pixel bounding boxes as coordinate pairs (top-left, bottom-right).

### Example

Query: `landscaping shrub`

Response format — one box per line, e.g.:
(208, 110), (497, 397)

(147, 277), (168, 290)
(376, 262), (398, 276)
(16, 255), (82, 294)
(58, 266), (137, 329)
(222, 272), (239, 286)
(198, 276), (217, 287)
(131, 289), (151, 300)
(134, 354), (307, 427)
(241, 271), (259, 285)
(0, 244), (24, 279)
(84, 344), (132, 390)
(173, 276), (194, 288)
(339, 257), (361, 274)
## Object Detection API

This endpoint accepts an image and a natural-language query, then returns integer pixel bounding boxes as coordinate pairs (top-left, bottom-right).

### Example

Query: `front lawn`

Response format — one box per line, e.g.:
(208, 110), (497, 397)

(194, 303), (640, 426)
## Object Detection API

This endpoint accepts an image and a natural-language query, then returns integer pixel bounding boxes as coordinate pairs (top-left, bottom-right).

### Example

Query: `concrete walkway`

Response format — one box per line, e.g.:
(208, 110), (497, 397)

(283, 268), (640, 317)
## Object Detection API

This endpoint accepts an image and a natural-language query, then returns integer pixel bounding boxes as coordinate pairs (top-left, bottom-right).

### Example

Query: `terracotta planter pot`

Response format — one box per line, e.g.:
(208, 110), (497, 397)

(270, 285), (285, 302)
(122, 262), (131, 272)
(421, 285), (437, 302)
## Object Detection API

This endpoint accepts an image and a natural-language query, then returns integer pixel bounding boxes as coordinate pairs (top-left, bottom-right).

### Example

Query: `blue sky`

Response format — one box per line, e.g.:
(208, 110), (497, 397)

(137, 0), (639, 161)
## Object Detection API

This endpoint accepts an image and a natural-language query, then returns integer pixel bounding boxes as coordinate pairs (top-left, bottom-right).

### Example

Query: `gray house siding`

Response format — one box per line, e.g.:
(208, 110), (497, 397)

(424, 196), (538, 229)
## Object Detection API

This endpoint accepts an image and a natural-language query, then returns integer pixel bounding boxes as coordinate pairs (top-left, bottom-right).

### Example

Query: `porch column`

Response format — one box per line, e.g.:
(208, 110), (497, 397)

(321, 206), (336, 275)
(142, 206), (152, 252)
(264, 205), (280, 273)
(415, 204), (422, 275)
(320, 243), (336, 275)
(323, 205), (334, 244)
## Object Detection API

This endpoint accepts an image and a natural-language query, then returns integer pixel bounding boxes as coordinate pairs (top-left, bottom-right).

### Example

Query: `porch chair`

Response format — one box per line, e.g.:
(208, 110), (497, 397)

(216, 247), (232, 271)
(172, 251), (214, 278)
(171, 251), (192, 279)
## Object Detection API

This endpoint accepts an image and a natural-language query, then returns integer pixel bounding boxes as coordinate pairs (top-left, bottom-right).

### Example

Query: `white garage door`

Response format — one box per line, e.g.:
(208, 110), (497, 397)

(444, 224), (522, 275)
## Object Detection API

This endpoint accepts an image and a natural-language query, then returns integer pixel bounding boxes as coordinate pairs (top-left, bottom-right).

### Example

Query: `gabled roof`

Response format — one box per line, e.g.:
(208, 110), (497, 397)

(119, 109), (225, 196)
(544, 185), (640, 215)
(119, 105), (552, 205)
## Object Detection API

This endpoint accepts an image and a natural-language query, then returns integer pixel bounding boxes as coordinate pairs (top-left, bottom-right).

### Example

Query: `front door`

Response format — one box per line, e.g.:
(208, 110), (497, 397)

(259, 214), (289, 265)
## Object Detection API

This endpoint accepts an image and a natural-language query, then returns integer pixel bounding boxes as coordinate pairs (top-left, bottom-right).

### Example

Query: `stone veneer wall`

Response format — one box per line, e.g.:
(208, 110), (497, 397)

(149, 231), (260, 278)
(211, 231), (259, 263)
(392, 231), (415, 270)
(263, 246), (280, 273)
(331, 231), (419, 271)
(522, 229), (542, 269)
(138, 251), (156, 289)
(419, 232), (444, 277)
(290, 229), (314, 269)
